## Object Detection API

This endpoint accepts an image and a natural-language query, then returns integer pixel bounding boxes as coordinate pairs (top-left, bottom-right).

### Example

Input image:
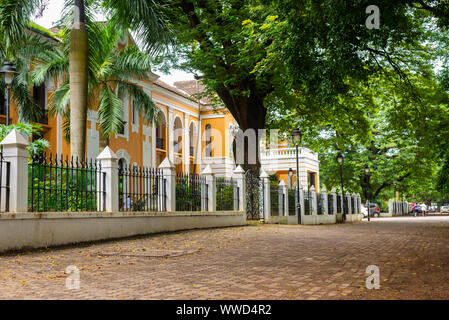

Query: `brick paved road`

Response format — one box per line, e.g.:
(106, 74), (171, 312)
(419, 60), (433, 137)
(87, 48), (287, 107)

(0, 216), (448, 300)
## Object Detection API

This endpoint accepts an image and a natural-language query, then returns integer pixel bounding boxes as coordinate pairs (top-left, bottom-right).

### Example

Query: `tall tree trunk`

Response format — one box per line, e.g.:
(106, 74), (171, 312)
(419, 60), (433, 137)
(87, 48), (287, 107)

(69, 0), (88, 159)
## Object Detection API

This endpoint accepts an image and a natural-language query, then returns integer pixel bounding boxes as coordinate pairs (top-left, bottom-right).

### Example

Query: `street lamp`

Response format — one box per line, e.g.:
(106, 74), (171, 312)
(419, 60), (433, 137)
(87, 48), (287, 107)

(1, 62), (18, 126)
(337, 153), (345, 222)
(292, 128), (303, 224)
(365, 164), (370, 222)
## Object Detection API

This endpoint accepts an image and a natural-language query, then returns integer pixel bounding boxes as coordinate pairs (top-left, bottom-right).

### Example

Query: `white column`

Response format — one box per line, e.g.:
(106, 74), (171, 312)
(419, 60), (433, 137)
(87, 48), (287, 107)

(310, 185), (317, 215)
(279, 180), (287, 216)
(298, 182), (305, 218)
(96, 146), (119, 212)
(184, 115), (190, 174)
(158, 157), (176, 211)
(201, 165), (216, 212)
(321, 187), (328, 215)
(0, 130), (29, 212)
(168, 108), (174, 162)
(233, 165), (246, 212)
(151, 120), (156, 169)
(260, 169), (270, 221)
(388, 199), (393, 215)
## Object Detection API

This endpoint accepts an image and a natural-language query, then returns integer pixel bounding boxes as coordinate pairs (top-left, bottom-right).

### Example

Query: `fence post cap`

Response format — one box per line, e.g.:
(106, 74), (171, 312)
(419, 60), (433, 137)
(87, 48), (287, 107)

(331, 188), (336, 193)
(310, 185), (316, 192)
(201, 165), (214, 175)
(345, 191), (351, 196)
(321, 187), (327, 193)
(0, 129), (29, 148)
(97, 146), (118, 160)
(260, 169), (269, 179)
(233, 165), (245, 174)
(158, 157), (175, 170)
(279, 180), (286, 187)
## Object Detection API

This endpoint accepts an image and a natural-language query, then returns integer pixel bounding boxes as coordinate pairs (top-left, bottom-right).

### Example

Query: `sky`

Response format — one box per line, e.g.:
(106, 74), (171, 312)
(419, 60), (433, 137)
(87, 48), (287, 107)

(33, 0), (193, 85)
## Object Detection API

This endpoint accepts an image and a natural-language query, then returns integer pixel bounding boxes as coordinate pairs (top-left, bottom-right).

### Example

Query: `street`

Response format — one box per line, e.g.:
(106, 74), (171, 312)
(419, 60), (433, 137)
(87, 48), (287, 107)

(0, 216), (448, 300)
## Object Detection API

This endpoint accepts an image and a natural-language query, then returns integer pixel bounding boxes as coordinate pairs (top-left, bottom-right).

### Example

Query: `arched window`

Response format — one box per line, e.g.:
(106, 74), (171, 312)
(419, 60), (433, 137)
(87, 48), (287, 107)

(205, 124), (212, 157)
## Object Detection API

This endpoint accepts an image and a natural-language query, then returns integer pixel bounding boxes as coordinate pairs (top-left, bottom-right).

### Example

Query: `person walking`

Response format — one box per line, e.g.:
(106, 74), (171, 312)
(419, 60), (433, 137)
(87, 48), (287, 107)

(411, 202), (417, 217)
(421, 203), (427, 217)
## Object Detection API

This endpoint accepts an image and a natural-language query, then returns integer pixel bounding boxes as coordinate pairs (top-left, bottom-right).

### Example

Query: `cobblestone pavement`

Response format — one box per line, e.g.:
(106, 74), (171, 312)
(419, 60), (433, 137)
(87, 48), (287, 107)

(1, 216), (448, 300)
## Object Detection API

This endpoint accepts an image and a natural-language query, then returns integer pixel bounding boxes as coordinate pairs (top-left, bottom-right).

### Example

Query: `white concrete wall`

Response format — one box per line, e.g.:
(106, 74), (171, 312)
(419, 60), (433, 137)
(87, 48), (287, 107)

(0, 211), (246, 253)
(302, 214), (337, 225)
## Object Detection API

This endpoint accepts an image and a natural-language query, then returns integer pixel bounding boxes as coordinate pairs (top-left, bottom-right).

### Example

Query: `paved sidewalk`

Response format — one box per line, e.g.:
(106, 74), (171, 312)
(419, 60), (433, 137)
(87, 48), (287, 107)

(0, 216), (448, 300)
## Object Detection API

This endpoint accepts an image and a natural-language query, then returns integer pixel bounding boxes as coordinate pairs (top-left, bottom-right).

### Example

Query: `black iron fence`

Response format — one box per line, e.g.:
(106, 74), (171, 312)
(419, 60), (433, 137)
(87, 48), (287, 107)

(288, 188), (296, 216)
(216, 177), (236, 211)
(317, 193), (324, 215)
(175, 172), (205, 211)
(28, 154), (106, 212)
(0, 150), (10, 212)
(118, 164), (165, 212)
(304, 190), (311, 215)
(328, 193), (334, 215)
(343, 196), (348, 215)
(337, 194), (342, 214)
(270, 183), (282, 216)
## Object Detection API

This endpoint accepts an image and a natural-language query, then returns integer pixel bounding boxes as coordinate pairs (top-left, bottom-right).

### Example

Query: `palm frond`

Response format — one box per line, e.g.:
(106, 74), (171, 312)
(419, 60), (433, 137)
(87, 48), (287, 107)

(117, 81), (157, 124)
(102, 0), (173, 55)
(98, 84), (124, 138)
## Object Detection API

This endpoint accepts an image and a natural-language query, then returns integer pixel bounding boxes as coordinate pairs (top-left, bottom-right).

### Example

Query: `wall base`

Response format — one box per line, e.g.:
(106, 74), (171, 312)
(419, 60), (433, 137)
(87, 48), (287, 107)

(0, 211), (246, 253)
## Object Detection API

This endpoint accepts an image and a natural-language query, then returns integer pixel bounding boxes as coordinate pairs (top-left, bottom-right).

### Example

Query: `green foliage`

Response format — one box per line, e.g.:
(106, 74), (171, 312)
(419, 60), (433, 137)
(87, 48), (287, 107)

(0, 123), (49, 157)
(28, 163), (98, 212)
(175, 178), (202, 211)
(216, 178), (234, 211)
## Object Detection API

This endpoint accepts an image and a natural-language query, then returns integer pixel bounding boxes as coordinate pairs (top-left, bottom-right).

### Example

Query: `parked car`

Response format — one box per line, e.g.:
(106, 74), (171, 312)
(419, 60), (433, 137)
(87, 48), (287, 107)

(362, 203), (380, 218)
(441, 205), (449, 213)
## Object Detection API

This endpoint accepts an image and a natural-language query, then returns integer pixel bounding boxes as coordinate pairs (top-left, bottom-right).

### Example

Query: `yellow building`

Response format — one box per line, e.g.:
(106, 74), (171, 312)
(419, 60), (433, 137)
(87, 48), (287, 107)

(1, 25), (319, 184)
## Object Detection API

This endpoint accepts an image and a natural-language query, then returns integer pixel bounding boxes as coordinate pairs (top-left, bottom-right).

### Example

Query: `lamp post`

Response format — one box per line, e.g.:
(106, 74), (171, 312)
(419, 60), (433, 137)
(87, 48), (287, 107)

(292, 128), (303, 224)
(337, 153), (345, 222)
(365, 164), (370, 222)
(1, 62), (18, 126)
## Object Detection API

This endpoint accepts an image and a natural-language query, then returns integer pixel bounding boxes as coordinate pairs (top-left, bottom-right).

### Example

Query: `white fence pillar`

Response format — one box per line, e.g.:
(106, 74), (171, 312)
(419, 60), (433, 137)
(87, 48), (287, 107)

(96, 146), (119, 212)
(338, 191), (343, 214)
(233, 165), (246, 212)
(346, 192), (352, 215)
(279, 180), (287, 216)
(321, 187), (328, 214)
(0, 130), (29, 213)
(388, 199), (393, 215)
(310, 185), (317, 215)
(201, 165), (216, 212)
(330, 188), (337, 215)
(260, 170), (270, 221)
(158, 158), (176, 212)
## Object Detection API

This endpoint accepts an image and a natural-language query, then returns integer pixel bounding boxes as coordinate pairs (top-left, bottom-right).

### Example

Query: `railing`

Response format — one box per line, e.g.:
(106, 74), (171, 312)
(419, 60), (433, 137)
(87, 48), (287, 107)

(317, 193), (324, 215)
(190, 146), (194, 157)
(288, 188), (296, 216)
(0, 150), (10, 212)
(304, 190), (310, 215)
(28, 154), (106, 212)
(216, 177), (236, 211)
(337, 194), (342, 214)
(270, 183), (281, 216)
(261, 147), (318, 159)
(328, 193), (334, 215)
(175, 173), (205, 211)
(118, 164), (164, 212)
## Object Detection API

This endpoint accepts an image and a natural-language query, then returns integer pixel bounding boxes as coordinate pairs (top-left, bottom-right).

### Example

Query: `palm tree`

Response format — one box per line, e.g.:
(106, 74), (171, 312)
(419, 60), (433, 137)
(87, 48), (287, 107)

(33, 21), (157, 152)
(69, 0), (89, 159)
(0, 0), (171, 157)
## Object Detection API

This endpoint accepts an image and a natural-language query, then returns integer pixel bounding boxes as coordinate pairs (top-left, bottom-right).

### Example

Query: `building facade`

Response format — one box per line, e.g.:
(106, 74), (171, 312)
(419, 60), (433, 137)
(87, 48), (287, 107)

(1, 25), (319, 187)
